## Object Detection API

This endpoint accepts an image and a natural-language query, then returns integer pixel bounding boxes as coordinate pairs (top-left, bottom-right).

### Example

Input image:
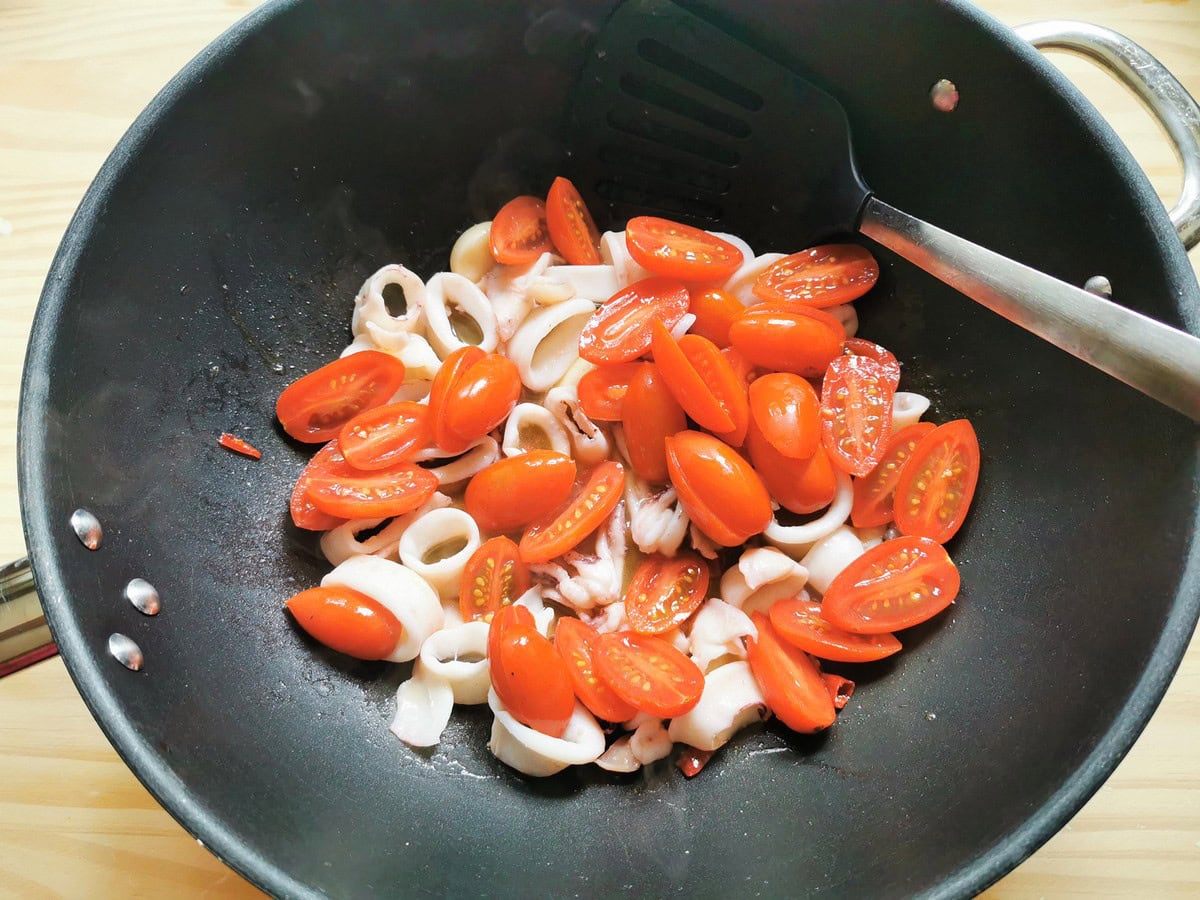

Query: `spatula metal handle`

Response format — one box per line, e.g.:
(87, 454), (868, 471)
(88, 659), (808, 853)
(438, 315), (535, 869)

(859, 196), (1200, 421)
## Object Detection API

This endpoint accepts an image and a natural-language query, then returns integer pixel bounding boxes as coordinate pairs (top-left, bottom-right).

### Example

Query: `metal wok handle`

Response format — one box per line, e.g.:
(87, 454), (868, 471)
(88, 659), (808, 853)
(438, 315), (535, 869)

(1015, 20), (1200, 252)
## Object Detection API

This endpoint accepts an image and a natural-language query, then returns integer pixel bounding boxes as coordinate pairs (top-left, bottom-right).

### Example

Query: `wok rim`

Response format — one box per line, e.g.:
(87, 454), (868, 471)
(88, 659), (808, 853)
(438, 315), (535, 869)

(17, 1), (1200, 898)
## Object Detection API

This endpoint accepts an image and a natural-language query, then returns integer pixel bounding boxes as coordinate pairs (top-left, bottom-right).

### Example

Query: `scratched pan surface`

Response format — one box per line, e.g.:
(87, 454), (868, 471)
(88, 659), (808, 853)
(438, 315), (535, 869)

(18, 1), (1200, 897)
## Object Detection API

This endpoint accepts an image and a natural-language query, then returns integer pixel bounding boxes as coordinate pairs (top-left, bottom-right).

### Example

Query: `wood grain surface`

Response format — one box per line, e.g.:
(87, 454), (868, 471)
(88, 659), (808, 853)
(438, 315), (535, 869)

(0, 1), (1197, 897)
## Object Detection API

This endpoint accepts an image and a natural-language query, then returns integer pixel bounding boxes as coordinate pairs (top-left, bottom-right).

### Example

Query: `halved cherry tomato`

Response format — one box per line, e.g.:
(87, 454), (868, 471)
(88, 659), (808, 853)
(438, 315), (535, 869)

(680, 334), (749, 446)
(428, 347), (522, 453)
(821, 536), (960, 634)
(625, 216), (744, 282)
(664, 431), (771, 546)
(464, 451), (577, 533)
(850, 422), (936, 528)
(285, 585), (403, 660)
(722, 346), (758, 389)
(338, 401), (431, 470)
(893, 419), (980, 544)
(752, 244), (879, 308)
(746, 612), (836, 734)
(729, 307), (844, 377)
(545, 176), (601, 266)
(305, 463), (438, 519)
(650, 321), (732, 433)
(594, 631), (705, 718)
(490, 195), (553, 265)
(487, 603), (535, 667)
(820, 354), (896, 477)
(688, 288), (744, 347)
(624, 553), (710, 635)
(218, 432), (261, 459)
(578, 277), (690, 364)
(822, 673), (855, 710)
(276, 351), (407, 443)
(577, 362), (643, 422)
(459, 537), (531, 622)
(745, 419), (837, 515)
(748, 373), (820, 459)
(843, 337), (901, 390)
(491, 621), (575, 737)
(677, 747), (714, 778)
(519, 461), (625, 563)
(289, 440), (352, 531)
(621, 363), (687, 483)
(769, 595), (902, 663)
(554, 617), (639, 722)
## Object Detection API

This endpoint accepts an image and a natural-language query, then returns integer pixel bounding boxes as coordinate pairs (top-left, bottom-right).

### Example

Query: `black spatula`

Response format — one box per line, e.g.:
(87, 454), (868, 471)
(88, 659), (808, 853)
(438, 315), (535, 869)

(568, 0), (1200, 420)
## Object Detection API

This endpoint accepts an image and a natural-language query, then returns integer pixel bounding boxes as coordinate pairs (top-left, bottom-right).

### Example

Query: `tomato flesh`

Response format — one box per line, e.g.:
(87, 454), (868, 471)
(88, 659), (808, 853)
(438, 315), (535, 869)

(305, 464), (438, 519)
(820, 354), (895, 477)
(594, 631), (705, 718)
(289, 440), (352, 531)
(464, 451), (577, 533)
(519, 461), (625, 563)
(752, 244), (879, 308)
(665, 431), (771, 546)
(843, 337), (901, 391)
(578, 277), (690, 364)
(769, 595), (902, 663)
(729, 307), (844, 377)
(748, 373), (820, 459)
(285, 585), (403, 660)
(459, 536), (531, 623)
(546, 176), (601, 265)
(622, 363), (687, 483)
(554, 617), (639, 722)
(821, 536), (960, 634)
(218, 432), (261, 459)
(577, 362), (643, 422)
(650, 321), (734, 433)
(490, 195), (553, 265)
(850, 422), (936, 528)
(491, 622), (576, 737)
(624, 553), (710, 635)
(276, 351), (407, 443)
(746, 612), (836, 733)
(625, 216), (744, 282)
(894, 419), (980, 544)
(338, 401), (431, 470)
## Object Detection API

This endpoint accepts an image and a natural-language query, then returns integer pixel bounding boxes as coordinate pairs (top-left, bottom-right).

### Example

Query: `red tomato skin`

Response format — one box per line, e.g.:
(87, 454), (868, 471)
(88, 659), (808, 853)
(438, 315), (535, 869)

(289, 441), (352, 531)
(441, 352), (522, 445)
(519, 461), (625, 563)
(594, 632), (706, 718)
(285, 586), (403, 660)
(459, 536), (531, 623)
(746, 613), (836, 734)
(821, 536), (960, 634)
(893, 419), (981, 545)
(218, 433), (261, 459)
(664, 431), (772, 546)
(545, 176), (601, 265)
(649, 321), (734, 433)
(338, 401), (432, 470)
(748, 373), (821, 460)
(622, 363), (688, 483)
(752, 244), (880, 308)
(688, 288), (744, 347)
(625, 216), (744, 282)
(491, 623), (576, 737)
(679, 334), (750, 447)
(554, 618), (639, 722)
(850, 422), (937, 529)
(464, 452), (577, 533)
(579, 277), (690, 365)
(822, 673), (855, 710)
(744, 419), (838, 515)
(819, 354), (896, 478)
(729, 308), (844, 377)
(769, 595), (902, 663)
(490, 195), (552, 265)
(276, 351), (407, 443)
(487, 603), (536, 667)
(427, 346), (485, 454)
(577, 362), (643, 422)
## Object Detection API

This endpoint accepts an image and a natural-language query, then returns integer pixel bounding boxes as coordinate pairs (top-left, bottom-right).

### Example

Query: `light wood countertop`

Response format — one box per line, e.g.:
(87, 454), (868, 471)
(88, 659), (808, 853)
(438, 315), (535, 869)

(0, 1), (1197, 896)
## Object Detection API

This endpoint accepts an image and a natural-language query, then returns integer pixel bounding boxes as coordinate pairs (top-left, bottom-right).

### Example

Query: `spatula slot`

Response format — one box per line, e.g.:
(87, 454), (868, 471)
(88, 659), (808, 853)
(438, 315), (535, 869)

(619, 71), (751, 139)
(606, 108), (740, 166)
(636, 38), (764, 112)
(597, 145), (731, 194)
(593, 176), (722, 223)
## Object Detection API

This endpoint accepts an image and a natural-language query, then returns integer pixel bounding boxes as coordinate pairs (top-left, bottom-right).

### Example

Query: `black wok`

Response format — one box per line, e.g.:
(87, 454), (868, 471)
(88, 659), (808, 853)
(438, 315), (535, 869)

(20, 1), (1200, 897)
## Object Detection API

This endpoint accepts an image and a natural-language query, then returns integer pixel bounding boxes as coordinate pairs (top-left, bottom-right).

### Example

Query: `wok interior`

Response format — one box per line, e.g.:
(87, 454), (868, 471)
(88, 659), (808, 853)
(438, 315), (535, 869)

(26, 1), (1199, 897)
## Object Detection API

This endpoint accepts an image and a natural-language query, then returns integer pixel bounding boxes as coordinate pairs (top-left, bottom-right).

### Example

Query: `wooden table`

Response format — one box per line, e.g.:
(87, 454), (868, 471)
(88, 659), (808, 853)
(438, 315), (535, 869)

(1, 1), (1197, 896)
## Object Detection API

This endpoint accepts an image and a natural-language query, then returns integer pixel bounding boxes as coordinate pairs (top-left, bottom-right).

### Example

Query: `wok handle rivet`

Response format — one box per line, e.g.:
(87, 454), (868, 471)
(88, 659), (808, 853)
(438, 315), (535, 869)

(930, 79), (959, 112)
(69, 508), (103, 550)
(108, 633), (144, 671)
(125, 578), (161, 616)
